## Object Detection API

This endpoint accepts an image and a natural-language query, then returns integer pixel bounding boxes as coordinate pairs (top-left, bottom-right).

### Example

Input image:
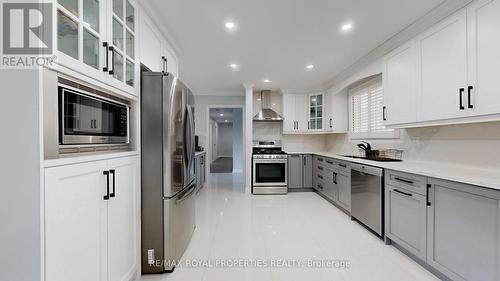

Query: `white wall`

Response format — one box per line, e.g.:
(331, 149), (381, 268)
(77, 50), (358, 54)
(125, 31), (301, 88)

(217, 123), (234, 157)
(232, 108), (244, 172)
(0, 69), (41, 281)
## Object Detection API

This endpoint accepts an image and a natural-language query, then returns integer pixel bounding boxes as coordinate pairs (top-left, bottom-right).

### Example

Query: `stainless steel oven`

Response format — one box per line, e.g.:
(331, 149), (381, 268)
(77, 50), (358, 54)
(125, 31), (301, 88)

(252, 155), (288, 194)
(59, 85), (130, 145)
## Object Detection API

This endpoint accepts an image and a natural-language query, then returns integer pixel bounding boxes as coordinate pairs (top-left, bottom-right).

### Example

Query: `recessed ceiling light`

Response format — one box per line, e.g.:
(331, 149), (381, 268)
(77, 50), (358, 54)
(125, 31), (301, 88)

(220, 113), (224, 117)
(341, 23), (353, 32)
(225, 120), (228, 123)
(306, 64), (315, 70)
(229, 63), (239, 71)
(257, 98), (261, 101)
(224, 21), (237, 32)
(263, 79), (271, 83)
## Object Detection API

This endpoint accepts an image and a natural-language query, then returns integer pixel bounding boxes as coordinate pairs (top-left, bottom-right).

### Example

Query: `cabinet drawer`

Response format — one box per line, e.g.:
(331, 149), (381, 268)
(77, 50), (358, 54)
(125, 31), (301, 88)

(386, 170), (427, 196)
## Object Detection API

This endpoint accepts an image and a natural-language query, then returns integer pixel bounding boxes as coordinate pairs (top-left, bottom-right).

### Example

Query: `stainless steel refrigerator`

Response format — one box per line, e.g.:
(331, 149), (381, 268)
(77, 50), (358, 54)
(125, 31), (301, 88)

(141, 72), (196, 273)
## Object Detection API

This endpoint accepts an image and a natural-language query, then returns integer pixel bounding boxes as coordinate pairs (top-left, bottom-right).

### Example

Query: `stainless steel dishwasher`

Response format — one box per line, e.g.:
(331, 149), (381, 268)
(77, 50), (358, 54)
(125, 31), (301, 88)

(350, 164), (384, 236)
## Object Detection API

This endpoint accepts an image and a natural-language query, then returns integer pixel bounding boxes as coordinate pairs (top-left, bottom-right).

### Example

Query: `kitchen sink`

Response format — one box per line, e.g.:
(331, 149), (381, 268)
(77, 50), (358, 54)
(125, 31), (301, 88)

(341, 155), (402, 162)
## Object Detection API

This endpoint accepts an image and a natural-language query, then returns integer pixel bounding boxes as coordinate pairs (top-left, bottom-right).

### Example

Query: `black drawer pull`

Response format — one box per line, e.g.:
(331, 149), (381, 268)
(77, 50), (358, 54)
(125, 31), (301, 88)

(338, 163), (347, 168)
(317, 158), (323, 162)
(326, 160), (334, 165)
(103, 171), (110, 200)
(109, 169), (115, 198)
(394, 189), (412, 197)
(426, 184), (432, 206)
(317, 184), (323, 190)
(394, 177), (414, 185)
(317, 175), (323, 179)
(317, 166), (323, 170)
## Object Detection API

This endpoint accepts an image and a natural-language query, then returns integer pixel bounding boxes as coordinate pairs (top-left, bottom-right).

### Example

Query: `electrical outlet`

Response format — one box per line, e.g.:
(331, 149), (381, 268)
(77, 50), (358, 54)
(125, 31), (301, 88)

(147, 249), (155, 265)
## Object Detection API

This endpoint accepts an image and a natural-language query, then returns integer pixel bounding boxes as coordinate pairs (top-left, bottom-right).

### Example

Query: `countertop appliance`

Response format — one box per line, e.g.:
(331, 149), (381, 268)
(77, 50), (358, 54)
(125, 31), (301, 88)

(59, 84), (130, 145)
(350, 163), (384, 237)
(253, 90), (284, 121)
(252, 140), (288, 195)
(141, 72), (196, 273)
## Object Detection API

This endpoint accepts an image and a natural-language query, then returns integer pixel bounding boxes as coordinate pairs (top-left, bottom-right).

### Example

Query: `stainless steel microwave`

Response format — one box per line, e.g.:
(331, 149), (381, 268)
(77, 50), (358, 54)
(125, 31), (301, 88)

(59, 86), (130, 145)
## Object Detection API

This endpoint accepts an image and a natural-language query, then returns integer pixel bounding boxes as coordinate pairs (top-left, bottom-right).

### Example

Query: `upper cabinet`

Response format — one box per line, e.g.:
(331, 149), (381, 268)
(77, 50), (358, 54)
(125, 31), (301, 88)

(467, 0), (500, 117)
(416, 10), (468, 122)
(55, 0), (138, 95)
(385, 0), (500, 127)
(139, 10), (179, 77)
(383, 41), (417, 125)
(283, 92), (347, 134)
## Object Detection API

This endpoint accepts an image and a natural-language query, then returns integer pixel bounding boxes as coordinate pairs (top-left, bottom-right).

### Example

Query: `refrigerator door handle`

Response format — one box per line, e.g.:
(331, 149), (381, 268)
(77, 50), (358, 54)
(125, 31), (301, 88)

(188, 105), (195, 165)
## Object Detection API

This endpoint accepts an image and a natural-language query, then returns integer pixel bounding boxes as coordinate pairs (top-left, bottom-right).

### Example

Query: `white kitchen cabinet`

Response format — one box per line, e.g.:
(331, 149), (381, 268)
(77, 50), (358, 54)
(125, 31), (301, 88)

(416, 9), (468, 122)
(45, 161), (109, 281)
(139, 10), (179, 76)
(45, 156), (138, 281)
(466, 0), (500, 117)
(383, 40), (418, 125)
(325, 90), (348, 132)
(308, 93), (324, 131)
(55, 0), (138, 95)
(282, 94), (308, 133)
(107, 157), (138, 281)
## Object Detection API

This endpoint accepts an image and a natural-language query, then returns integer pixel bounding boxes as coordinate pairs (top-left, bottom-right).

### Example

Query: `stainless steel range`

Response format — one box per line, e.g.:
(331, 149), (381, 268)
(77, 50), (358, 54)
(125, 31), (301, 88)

(252, 140), (288, 195)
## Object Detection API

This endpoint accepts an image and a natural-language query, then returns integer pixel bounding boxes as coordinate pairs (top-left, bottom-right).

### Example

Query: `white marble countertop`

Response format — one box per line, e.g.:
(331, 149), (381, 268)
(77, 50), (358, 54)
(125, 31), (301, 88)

(195, 151), (206, 157)
(289, 151), (500, 191)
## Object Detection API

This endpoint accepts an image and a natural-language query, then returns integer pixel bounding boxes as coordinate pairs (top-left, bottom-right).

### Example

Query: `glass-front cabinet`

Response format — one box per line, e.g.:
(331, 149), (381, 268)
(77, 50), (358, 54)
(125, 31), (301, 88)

(308, 93), (324, 131)
(56, 0), (137, 95)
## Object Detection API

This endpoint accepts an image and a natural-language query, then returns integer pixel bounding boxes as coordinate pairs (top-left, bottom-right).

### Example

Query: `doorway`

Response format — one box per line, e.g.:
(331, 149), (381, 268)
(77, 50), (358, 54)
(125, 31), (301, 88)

(208, 107), (244, 174)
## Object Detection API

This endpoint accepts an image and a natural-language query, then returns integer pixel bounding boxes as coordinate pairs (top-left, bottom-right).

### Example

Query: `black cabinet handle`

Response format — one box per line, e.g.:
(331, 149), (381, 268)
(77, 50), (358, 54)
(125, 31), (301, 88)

(317, 166), (323, 170)
(329, 118), (333, 129)
(426, 184), (432, 206)
(317, 158), (323, 162)
(338, 163), (347, 168)
(303, 157), (306, 166)
(317, 184), (323, 190)
(162, 56), (168, 73)
(103, 171), (110, 200)
(394, 177), (414, 185)
(394, 189), (412, 197)
(109, 169), (115, 198)
(467, 86), (473, 109)
(108, 46), (115, 75)
(333, 172), (338, 184)
(383, 106), (387, 121)
(102, 42), (109, 72)
(326, 160), (334, 165)
(459, 88), (465, 110)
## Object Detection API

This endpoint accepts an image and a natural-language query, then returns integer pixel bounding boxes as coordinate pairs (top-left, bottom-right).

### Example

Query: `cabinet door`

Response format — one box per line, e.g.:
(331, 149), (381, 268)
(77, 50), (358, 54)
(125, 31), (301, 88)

(325, 91), (348, 132)
(308, 93), (324, 131)
(45, 161), (108, 281)
(107, 156), (138, 281)
(324, 168), (338, 201)
(200, 156), (205, 186)
(416, 10), (468, 122)
(303, 155), (313, 188)
(139, 13), (164, 72)
(287, 154), (303, 189)
(107, 0), (137, 90)
(386, 185), (426, 261)
(295, 95), (309, 131)
(383, 41), (418, 125)
(335, 172), (351, 212)
(55, 0), (107, 81)
(427, 178), (500, 281)
(467, 0), (500, 116)
(282, 94), (296, 132)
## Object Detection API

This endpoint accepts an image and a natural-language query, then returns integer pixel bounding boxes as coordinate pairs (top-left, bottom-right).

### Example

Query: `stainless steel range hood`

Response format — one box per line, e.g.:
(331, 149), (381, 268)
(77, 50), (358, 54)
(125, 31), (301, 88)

(253, 90), (284, 121)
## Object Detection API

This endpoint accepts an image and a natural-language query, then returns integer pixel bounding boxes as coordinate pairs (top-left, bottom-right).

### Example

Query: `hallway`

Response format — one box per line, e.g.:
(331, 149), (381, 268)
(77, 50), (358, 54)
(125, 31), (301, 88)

(139, 173), (439, 281)
(209, 157), (233, 173)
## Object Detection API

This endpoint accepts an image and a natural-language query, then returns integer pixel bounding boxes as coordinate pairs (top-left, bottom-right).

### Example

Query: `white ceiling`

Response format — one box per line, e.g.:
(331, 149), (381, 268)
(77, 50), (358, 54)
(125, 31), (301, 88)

(210, 108), (234, 123)
(145, 0), (444, 93)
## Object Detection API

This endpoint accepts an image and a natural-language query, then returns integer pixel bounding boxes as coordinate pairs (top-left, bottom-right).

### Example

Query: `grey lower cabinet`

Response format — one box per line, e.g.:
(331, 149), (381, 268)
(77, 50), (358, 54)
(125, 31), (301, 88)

(427, 178), (500, 281)
(334, 170), (351, 212)
(385, 184), (427, 261)
(288, 154), (313, 189)
(312, 156), (350, 213)
(195, 153), (206, 191)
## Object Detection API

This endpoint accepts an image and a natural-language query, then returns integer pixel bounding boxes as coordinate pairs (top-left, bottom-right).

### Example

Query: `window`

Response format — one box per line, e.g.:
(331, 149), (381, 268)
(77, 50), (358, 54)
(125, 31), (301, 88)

(349, 76), (398, 139)
(308, 93), (323, 130)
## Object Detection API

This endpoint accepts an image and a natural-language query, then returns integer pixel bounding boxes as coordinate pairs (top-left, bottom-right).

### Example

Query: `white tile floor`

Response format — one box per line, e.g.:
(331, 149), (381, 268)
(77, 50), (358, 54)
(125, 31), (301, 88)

(139, 173), (440, 281)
